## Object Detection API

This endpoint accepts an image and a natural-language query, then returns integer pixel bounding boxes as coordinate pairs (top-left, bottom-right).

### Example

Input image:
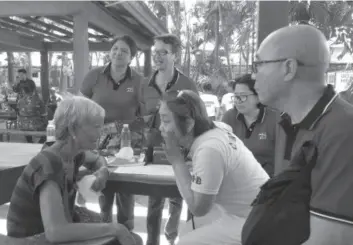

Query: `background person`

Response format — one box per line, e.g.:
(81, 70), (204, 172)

(222, 74), (278, 177)
(159, 90), (268, 245)
(14, 68), (47, 143)
(199, 82), (220, 121)
(6, 96), (142, 245)
(143, 34), (198, 245)
(81, 35), (144, 230)
(253, 24), (353, 245)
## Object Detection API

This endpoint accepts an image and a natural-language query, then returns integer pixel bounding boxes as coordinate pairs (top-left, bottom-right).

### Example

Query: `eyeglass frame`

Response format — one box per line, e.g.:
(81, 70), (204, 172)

(252, 58), (305, 73)
(152, 49), (171, 57)
(232, 93), (256, 104)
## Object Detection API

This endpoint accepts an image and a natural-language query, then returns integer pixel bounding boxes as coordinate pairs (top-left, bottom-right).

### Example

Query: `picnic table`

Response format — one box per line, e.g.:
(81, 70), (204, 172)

(0, 142), (181, 243)
(0, 233), (115, 245)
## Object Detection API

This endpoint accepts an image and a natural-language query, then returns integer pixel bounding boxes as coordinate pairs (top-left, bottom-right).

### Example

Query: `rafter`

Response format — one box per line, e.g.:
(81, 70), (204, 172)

(0, 21), (57, 42)
(1, 17), (71, 43)
(22, 17), (73, 38)
(45, 16), (109, 41)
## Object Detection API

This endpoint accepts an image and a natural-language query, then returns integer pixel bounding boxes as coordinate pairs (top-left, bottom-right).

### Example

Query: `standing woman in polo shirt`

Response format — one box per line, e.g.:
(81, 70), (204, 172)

(80, 35), (144, 231)
(222, 74), (278, 177)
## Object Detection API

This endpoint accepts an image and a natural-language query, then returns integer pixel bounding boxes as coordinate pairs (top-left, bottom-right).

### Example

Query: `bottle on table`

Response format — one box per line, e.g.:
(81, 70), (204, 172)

(120, 124), (131, 148)
(46, 120), (56, 143)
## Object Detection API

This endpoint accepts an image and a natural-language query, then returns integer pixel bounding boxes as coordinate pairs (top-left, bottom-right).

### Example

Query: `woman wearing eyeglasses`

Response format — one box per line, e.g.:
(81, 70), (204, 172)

(222, 74), (279, 177)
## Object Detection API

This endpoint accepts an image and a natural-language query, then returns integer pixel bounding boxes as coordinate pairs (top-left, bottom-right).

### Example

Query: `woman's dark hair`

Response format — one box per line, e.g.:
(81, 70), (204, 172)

(111, 35), (138, 57)
(233, 74), (257, 95)
(161, 90), (215, 137)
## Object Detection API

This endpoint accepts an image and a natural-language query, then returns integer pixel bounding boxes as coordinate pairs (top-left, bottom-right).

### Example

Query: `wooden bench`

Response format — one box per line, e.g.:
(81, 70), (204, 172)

(0, 129), (46, 142)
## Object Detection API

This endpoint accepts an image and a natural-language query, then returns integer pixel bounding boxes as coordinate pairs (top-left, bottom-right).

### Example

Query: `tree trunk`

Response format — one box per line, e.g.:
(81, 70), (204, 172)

(26, 52), (32, 77)
(224, 38), (232, 79)
(246, 44), (250, 73)
(238, 47), (242, 76)
(135, 52), (141, 74)
(174, 1), (182, 65)
(6, 52), (14, 84)
(214, 2), (221, 71)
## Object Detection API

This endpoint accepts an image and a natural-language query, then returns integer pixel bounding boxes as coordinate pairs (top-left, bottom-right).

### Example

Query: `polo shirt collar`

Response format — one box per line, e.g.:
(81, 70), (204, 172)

(237, 106), (267, 124)
(101, 62), (132, 80)
(280, 84), (338, 130)
(148, 67), (180, 92)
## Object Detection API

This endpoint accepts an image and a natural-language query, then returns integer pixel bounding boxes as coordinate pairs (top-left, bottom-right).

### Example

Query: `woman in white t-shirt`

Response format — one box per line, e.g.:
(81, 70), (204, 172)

(158, 90), (269, 245)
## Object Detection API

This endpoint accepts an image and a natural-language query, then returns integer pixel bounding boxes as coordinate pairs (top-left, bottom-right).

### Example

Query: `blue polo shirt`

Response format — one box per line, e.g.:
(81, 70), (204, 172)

(222, 107), (279, 176)
(274, 84), (353, 224)
(80, 64), (144, 123)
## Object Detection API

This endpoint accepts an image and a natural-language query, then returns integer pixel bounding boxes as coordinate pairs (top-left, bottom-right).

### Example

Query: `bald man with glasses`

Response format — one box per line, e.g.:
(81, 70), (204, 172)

(251, 24), (353, 245)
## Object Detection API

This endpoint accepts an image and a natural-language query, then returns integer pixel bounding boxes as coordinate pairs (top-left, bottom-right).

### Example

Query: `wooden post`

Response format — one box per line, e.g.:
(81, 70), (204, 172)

(40, 50), (49, 104)
(144, 49), (152, 78)
(73, 13), (89, 94)
(257, 1), (290, 47)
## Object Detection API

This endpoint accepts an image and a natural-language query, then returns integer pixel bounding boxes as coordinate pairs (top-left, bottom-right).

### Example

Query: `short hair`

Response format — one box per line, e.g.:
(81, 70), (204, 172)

(111, 35), (138, 57)
(154, 34), (181, 54)
(161, 90), (215, 137)
(233, 74), (257, 95)
(203, 83), (212, 92)
(53, 95), (105, 141)
(18, 68), (27, 74)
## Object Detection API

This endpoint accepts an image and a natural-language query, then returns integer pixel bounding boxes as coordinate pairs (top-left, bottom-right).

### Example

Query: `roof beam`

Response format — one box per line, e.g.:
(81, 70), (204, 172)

(0, 43), (35, 52)
(0, 18), (71, 43)
(121, 2), (167, 36)
(44, 16), (108, 41)
(22, 17), (73, 38)
(0, 1), (83, 17)
(83, 2), (152, 50)
(0, 28), (44, 51)
(44, 41), (111, 52)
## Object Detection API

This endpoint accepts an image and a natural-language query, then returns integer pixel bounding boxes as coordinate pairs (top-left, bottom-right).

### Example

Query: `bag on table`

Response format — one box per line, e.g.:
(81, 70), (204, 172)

(241, 141), (318, 245)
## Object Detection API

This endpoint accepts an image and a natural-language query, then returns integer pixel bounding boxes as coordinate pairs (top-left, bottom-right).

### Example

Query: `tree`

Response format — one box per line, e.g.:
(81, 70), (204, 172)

(290, 1), (353, 59)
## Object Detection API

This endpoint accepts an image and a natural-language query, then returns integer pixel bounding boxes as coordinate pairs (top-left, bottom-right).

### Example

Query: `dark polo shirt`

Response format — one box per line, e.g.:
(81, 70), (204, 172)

(80, 64), (144, 123)
(143, 68), (199, 116)
(222, 107), (278, 176)
(274, 84), (353, 223)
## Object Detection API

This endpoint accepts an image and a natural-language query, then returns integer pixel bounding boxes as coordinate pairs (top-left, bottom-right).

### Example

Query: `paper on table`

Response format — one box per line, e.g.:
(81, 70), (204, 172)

(77, 175), (102, 203)
(113, 164), (174, 177)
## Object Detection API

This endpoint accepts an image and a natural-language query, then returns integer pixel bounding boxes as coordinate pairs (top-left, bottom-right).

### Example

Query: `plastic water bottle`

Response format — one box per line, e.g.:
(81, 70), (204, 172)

(120, 124), (131, 148)
(46, 120), (56, 142)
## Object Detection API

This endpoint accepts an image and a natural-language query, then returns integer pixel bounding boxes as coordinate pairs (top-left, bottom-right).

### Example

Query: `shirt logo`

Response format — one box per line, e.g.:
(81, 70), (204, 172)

(192, 175), (202, 185)
(127, 87), (134, 92)
(258, 132), (267, 140)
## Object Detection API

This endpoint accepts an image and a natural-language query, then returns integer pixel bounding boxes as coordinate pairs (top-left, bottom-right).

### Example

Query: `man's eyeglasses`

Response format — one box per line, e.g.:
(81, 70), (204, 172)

(152, 50), (170, 57)
(252, 58), (305, 73)
(233, 93), (255, 104)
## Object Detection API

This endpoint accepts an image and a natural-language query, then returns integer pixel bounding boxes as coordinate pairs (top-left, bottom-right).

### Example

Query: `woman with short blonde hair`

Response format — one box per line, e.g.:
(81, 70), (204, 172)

(7, 96), (142, 245)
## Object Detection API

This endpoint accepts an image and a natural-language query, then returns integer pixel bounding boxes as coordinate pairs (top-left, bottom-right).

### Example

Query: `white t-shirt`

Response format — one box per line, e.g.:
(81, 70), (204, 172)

(200, 93), (220, 117)
(188, 122), (269, 218)
(221, 93), (234, 112)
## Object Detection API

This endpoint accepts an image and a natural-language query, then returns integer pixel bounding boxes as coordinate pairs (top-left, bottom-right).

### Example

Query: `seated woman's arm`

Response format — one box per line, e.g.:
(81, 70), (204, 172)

(79, 151), (109, 191)
(169, 146), (224, 217)
(39, 180), (133, 244)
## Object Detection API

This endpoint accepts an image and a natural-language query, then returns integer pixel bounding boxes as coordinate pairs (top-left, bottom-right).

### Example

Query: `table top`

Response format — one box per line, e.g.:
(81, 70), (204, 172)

(0, 142), (176, 186)
(109, 164), (176, 185)
(0, 233), (115, 245)
(0, 143), (42, 169)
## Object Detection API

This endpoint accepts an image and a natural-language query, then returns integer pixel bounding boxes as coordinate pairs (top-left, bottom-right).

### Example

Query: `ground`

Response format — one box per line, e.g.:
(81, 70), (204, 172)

(0, 120), (187, 245)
